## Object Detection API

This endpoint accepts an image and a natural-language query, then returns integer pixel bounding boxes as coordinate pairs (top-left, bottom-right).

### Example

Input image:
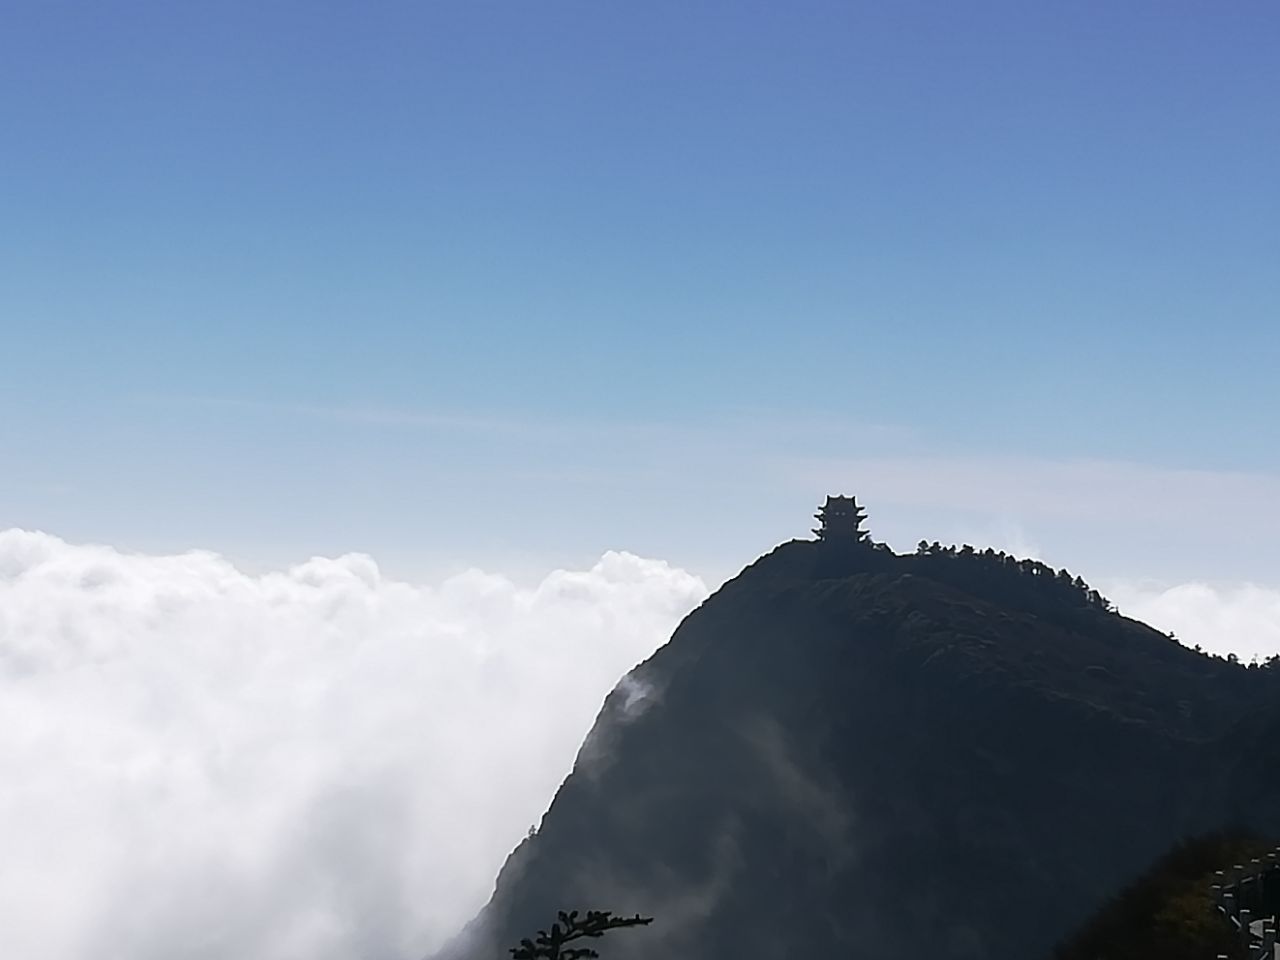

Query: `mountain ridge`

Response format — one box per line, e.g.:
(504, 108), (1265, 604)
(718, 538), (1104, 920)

(438, 530), (1280, 960)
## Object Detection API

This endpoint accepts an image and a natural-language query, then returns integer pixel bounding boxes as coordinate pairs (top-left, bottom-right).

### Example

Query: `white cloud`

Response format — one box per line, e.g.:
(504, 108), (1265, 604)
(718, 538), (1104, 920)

(5, 527), (1277, 960)
(1106, 579), (1280, 662)
(0, 531), (707, 960)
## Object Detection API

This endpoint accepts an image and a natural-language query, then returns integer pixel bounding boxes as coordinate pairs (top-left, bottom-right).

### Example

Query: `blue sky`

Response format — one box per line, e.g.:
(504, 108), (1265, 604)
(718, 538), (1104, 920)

(3, 1), (1278, 584)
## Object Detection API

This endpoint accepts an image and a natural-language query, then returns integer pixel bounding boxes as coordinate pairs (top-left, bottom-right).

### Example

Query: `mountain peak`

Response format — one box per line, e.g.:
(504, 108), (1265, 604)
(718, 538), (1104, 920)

(439, 503), (1280, 960)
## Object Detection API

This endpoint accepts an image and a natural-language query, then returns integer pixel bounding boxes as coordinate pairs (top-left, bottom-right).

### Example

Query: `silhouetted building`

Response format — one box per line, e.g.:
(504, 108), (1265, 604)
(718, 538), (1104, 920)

(813, 495), (869, 543)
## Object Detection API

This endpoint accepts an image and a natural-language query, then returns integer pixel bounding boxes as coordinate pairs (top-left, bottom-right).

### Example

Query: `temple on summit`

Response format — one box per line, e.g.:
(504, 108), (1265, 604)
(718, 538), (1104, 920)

(813, 495), (869, 543)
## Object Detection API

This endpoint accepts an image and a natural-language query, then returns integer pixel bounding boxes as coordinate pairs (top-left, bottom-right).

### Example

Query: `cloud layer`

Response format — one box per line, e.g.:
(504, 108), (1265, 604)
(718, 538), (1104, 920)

(1107, 579), (1280, 662)
(0, 531), (707, 960)
(3, 530), (1279, 960)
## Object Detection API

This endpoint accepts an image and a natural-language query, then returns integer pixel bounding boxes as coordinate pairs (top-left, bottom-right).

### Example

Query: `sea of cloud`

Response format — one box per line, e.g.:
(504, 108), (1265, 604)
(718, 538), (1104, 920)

(0, 530), (707, 960)
(4, 531), (1280, 960)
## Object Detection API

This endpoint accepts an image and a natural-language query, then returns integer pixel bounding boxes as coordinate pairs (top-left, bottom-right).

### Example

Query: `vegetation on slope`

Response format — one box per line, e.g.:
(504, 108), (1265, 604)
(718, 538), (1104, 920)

(1053, 832), (1269, 960)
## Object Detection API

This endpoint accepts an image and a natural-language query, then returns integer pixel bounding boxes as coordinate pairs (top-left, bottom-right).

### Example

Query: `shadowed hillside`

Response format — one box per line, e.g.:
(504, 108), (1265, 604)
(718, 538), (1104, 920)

(437, 504), (1280, 960)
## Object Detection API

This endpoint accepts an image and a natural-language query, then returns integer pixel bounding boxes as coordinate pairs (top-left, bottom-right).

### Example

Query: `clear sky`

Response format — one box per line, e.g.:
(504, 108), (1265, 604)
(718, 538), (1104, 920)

(3, 1), (1278, 583)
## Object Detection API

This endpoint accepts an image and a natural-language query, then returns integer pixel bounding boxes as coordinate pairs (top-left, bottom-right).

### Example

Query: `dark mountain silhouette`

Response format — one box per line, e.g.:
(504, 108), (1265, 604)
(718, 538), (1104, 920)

(438, 509), (1280, 960)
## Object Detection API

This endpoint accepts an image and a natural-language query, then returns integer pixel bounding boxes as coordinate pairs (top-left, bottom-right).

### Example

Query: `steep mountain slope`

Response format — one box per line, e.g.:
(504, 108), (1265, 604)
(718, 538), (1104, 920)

(441, 538), (1278, 960)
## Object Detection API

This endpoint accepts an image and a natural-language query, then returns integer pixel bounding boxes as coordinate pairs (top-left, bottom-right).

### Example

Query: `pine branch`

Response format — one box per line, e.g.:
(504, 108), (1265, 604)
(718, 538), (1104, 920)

(508, 909), (653, 960)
